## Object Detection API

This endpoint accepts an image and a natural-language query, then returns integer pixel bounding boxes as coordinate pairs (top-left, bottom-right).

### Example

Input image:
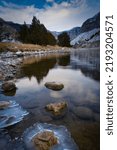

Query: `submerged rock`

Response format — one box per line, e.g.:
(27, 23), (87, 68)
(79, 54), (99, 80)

(46, 102), (67, 116)
(45, 82), (64, 91)
(2, 81), (16, 92)
(32, 131), (58, 150)
(74, 106), (94, 120)
(3, 88), (16, 96)
(23, 123), (79, 150)
(0, 101), (10, 109)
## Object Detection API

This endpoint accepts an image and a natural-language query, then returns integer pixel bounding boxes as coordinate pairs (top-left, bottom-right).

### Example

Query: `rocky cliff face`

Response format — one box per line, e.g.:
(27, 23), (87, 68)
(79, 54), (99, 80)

(65, 27), (81, 41)
(80, 13), (100, 33)
(71, 13), (100, 47)
(51, 26), (80, 41)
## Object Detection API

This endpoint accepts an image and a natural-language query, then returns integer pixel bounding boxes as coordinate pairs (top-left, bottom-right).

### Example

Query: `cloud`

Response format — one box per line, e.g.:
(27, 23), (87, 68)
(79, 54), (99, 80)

(0, 0), (99, 31)
(46, 0), (54, 3)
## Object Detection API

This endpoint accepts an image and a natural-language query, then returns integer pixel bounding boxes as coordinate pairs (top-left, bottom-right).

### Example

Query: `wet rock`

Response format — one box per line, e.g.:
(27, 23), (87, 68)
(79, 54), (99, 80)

(45, 82), (64, 91)
(3, 89), (17, 96)
(0, 72), (4, 80)
(0, 101), (10, 109)
(32, 131), (58, 150)
(46, 102), (67, 115)
(16, 51), (23, 57)
(74, 106), (94, 120)
(9, 64), (16, 68)
(2, 81), (16, 92)
(5, 74), (14, 81)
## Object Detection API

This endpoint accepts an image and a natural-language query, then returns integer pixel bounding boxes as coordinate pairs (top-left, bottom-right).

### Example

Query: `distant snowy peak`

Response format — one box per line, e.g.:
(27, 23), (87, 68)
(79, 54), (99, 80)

(51, 26), (80, 41)
(70, 28), (100, 45)
(65, 27), (80, 40)
(51, 12), (100, 42)
(70, 12), (100, 47)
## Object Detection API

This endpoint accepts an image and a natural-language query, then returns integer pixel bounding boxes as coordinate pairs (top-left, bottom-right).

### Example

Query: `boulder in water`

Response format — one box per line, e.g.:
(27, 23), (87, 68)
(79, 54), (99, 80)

(23, 123), (79, 150)
(46, 102), (67, 115)
(74, 106), (94, 120)
(45, 82), (64, 91)
(32, 131), (58, 150)
(2, 81), (16, 92)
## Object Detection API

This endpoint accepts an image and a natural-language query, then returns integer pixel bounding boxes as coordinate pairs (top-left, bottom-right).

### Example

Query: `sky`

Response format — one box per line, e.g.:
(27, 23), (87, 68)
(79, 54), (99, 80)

(0, 0), (100, 31)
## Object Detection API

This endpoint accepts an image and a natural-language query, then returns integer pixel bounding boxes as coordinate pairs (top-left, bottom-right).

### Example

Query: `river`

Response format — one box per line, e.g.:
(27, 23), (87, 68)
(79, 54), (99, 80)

(0, 48), (100, 150)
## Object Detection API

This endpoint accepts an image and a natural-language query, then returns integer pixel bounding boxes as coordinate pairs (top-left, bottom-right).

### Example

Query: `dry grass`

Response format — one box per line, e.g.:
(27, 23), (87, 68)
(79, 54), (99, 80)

(0, 42), (66, 52)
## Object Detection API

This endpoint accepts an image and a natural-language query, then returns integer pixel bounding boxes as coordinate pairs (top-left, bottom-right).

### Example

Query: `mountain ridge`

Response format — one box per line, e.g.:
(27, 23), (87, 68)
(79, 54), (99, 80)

(0, 12), (100, 46)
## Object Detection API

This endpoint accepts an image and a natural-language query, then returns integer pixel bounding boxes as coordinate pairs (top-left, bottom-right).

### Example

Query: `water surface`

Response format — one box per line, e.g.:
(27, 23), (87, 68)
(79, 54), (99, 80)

(0, 49), (100, 150)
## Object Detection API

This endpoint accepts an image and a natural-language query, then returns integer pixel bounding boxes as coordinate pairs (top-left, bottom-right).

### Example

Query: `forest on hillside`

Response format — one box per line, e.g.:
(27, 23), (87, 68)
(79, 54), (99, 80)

(19, 16), (70, 47)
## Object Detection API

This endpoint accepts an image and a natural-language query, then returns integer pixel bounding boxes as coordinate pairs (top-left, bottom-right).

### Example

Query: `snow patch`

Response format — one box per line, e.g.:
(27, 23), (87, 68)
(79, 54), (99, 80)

(71, 28), (100, 45)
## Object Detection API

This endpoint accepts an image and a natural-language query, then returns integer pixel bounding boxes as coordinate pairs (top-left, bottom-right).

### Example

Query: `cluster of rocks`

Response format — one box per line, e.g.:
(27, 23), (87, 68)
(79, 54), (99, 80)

(44, 82), (68, 118)
(0, 58), (21, 82)
(0, 49), (70, 58)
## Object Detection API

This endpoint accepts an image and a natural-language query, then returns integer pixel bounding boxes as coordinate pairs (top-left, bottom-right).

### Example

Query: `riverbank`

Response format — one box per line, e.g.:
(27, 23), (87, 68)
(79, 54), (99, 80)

(0, 42), (71, 82)
(0, 42), (71, 52)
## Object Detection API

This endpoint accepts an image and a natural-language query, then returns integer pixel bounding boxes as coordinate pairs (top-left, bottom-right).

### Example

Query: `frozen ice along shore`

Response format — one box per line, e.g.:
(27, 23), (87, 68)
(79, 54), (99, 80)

(23, 123), (79, 150)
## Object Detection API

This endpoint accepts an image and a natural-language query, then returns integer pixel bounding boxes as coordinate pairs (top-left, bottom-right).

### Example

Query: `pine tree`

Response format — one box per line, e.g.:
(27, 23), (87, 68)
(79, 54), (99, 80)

(46, 32), (56, 45)
(19, 22), (29, 43)
(58, 32), (71, 47)
(30, 16), (42, 44)
(19, 16), (56, 45)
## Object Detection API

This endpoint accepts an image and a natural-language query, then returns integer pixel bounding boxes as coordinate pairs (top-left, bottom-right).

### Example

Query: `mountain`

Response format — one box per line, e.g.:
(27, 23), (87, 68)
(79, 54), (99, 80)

(51, 31), (60, 39)
(51, 12), (100, 43)
(51, 26), (80, 41)
(71, 28), (100, 45)
(65, 27), (81, 40)
(80, 12), (100, 33)
(0, 18), (22, 42)
(71, 12), (100, 47)
(0, 12), (100, 47)
(6, 21), (22, 31)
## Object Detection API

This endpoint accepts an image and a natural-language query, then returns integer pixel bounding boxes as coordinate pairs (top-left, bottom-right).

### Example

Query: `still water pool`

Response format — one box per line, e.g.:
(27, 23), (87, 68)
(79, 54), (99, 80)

(0, 49), (100, 150)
